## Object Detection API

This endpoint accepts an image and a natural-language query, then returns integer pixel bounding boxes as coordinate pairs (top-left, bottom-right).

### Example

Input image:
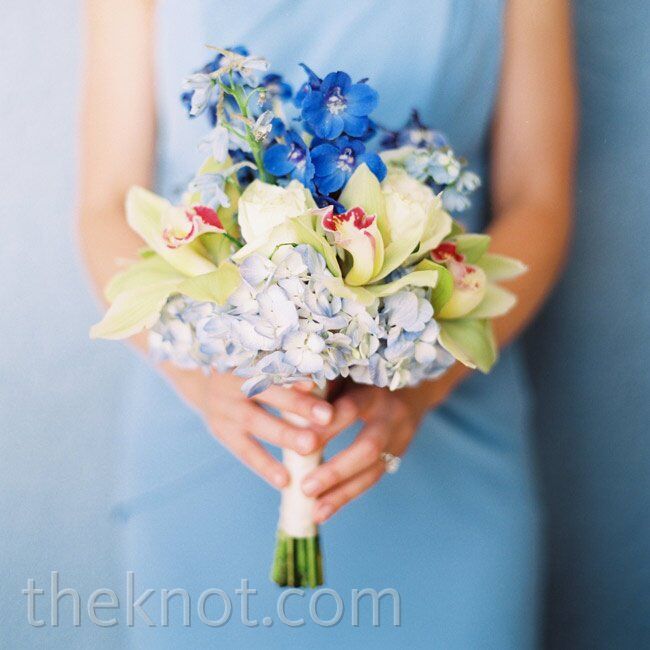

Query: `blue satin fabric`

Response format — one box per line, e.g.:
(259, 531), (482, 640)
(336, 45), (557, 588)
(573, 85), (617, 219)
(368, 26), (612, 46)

(117, 2), (540, 647)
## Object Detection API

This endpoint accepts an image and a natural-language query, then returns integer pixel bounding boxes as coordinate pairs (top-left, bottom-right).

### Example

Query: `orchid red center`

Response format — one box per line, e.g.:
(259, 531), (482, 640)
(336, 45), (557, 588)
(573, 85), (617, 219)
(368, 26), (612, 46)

(193, 205), (223, 230)
(322, 206), (375, 233)
(431, 241), (479, 285)
(431, 242), (464, 264)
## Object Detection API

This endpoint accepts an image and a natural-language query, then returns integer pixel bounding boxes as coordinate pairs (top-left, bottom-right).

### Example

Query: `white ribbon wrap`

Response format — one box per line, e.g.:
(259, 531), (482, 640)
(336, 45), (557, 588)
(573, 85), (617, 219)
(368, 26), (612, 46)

(277, 387), (325, 538)
(278, 447), (320, 538)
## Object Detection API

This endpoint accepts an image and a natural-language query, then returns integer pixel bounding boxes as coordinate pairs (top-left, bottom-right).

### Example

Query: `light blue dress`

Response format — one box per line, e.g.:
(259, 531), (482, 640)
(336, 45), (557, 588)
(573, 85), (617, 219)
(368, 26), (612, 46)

(116, 1), (540, 647)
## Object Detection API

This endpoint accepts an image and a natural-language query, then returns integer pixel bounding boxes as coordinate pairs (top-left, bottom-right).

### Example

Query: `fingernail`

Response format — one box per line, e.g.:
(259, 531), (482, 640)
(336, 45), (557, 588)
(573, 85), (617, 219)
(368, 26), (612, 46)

(311, 403), (333, 425)
(314, 502), (334, 523)
(297, 432), (315, 454)
(302, 477), (321, 496)
(273, 471), (288, 488)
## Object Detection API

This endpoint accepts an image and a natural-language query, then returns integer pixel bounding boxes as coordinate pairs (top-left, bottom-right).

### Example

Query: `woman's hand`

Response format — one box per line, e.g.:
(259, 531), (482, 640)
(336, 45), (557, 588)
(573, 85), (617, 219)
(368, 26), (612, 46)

(302, 369), (466, 523)
(161, 363), (358, 490)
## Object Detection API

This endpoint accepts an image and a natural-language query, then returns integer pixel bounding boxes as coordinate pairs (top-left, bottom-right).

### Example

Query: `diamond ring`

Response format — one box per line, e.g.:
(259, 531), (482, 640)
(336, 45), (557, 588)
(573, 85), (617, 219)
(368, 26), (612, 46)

(380, 452), (401, 474)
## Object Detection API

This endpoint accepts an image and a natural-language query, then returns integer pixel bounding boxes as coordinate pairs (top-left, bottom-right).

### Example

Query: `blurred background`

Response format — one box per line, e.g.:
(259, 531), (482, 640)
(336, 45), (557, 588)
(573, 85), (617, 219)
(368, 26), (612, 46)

(1, 1), (649, 648)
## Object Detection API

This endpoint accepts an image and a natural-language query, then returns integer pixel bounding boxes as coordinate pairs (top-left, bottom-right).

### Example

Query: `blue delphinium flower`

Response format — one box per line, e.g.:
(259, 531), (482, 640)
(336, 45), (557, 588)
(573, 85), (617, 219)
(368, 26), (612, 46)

(180, 45), (250, 123)
(311, 136), (387, 194)
(256, 73), (292, 110)
(359, 118), (378, 142)
(181, 73), (217, 118)
(442, 170), (481, 212)
(199, 125), (230, 162)
(294, 63), (322, 108)
(404, 147), (462, 185)
(380, 110), (448, 150)
(188, 172), (231, 208)
(264, 131), (315, 187)
(301, 71), (378, 139)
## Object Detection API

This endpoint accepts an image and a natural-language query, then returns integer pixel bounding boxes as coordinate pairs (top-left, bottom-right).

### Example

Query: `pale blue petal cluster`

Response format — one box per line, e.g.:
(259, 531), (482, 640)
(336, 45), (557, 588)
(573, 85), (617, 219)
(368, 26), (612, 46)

(403, 148), (481, 213)
(150, 245), (455, 397)
(442, 170), (481, 212)
(188, 172), (231, 209)
(405, 147), (462, 185)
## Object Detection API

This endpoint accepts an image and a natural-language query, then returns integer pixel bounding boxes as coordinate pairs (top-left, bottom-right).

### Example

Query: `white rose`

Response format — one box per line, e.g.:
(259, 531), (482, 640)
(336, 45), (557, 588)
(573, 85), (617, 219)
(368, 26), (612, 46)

(382, 167), (436, 208)
(382, 168), (452, 262)
(237, 179), (312, 244)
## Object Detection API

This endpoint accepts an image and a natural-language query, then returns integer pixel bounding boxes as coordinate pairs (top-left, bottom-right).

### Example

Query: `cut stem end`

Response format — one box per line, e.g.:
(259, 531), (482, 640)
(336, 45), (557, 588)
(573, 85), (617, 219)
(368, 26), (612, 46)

(271, 530), (323, 588)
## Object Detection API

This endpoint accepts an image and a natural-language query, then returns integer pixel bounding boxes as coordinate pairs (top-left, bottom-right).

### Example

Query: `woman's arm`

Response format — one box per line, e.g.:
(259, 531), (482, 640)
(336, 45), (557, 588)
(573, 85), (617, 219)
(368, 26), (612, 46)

(489, 0), (576, 346)
(78, 0), (356, 488)
(303, 0), (577, 522)
(78, 0), (157, 291)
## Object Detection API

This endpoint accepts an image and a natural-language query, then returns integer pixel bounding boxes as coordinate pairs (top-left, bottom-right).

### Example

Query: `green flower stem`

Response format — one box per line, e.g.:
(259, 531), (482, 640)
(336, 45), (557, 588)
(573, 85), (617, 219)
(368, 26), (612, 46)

(222, 232), (243, 249)
(271, 531), (323, 588)
(224, 75), (271, 183)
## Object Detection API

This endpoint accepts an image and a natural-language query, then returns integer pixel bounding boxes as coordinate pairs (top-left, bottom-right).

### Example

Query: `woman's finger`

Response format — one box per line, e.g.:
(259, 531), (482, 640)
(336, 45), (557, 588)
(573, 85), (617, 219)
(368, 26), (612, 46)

(316, 394), (360, 444)
(301, 419), (390, 497)
(216, 422), (289, 489)
(254, 385), (334, 426)
(313, 462), (385, 523)
(242, 402), (322, 455)
(338, 384), (384, 421)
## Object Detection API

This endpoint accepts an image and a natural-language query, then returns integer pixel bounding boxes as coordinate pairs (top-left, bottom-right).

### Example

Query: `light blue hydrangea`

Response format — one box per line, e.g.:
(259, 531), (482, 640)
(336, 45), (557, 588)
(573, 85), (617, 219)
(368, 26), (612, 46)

(149, 244), (455, 397)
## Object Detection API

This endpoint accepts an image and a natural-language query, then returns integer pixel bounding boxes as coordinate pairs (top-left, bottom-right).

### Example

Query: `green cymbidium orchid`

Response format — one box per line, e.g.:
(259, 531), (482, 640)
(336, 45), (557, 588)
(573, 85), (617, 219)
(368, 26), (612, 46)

(338, 165), (452, 281)
(431, 236), (528, 371)
(439, 318), (498, 374)
(126, 186), (218, 276)
(90, 185), (242, 340)
(321, 206), (383, 286)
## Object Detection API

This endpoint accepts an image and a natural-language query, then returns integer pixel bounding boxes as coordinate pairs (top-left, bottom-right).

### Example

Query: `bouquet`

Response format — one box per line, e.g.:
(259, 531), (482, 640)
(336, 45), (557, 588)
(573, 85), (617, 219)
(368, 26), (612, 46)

(91, 46), (526, 587)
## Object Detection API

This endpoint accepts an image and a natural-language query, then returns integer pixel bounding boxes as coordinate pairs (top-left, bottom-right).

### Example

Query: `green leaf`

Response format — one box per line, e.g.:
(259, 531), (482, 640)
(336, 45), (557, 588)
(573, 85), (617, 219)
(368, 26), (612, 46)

(448, 219), (465, 238)
(454, 233), (491, 263)
(415, 259), (453, 313)
(198, 156), (231, 175)
(439, 318), (498, 373)
(90, 282), (179, 340)
(321, 277), (377, 307)
(105, 255), (184, 303)
(200, 232), (235, 265)
(366, 269), (439, 297)
(476, 253), (528, 281)
(338, 163), (389, 242)
(177, 262), (242, 305)
(126, 186), (217, 276)
(467, 284), (517, 319)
